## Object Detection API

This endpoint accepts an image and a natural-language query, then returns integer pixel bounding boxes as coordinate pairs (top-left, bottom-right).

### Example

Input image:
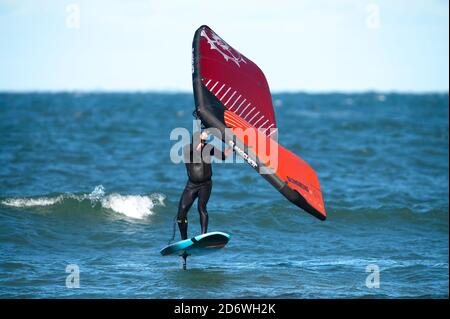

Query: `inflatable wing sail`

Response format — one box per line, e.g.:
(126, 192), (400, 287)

(192, 25), (326, 220)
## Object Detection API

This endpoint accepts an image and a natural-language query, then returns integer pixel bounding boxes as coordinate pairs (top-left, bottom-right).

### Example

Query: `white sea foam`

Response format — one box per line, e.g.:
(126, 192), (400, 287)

(1, 196), (64, 207)
(1, 185), (166, 220)
(100, 191), (165, 219)
(88, 185), (105, 200)
(101, 194), (155, 219)
(149, 193), (166, 207)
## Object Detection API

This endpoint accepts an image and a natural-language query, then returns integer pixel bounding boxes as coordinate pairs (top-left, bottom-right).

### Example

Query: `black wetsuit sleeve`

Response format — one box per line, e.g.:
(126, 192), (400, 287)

(210, 145), (226, 161)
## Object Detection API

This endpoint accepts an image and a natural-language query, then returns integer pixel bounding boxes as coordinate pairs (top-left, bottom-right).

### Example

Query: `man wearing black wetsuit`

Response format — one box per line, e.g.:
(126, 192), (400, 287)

(177, 130), (231, 240)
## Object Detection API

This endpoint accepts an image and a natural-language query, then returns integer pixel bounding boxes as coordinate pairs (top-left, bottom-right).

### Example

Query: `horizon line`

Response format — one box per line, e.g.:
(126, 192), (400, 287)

(0, 89), (448, 95)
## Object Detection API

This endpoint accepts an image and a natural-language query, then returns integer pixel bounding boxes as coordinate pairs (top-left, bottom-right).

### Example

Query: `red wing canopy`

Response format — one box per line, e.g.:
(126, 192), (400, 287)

(192, 25), (326, 220)
(196, 26), (276, 135)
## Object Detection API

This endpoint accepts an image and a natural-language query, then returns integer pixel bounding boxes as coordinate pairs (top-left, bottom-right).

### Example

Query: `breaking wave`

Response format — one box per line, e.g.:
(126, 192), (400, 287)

(1, 185), (166, 220)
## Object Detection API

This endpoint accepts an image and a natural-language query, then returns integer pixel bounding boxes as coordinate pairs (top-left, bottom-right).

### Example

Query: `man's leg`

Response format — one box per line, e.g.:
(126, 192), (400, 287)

(177, 182), (198, 240)
(197, 181), (212, 234)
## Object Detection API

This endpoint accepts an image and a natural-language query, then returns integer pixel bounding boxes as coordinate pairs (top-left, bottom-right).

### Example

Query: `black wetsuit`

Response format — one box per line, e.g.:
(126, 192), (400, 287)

(177, 142), (226, 240)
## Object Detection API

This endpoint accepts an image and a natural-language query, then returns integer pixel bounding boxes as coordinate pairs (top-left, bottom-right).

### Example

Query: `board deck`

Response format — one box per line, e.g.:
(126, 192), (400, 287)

(160, 231), (230, 256)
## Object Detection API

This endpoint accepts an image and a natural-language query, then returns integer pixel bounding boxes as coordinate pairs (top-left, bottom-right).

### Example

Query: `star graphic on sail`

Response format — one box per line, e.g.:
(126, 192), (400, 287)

(201, 30), (247, 67)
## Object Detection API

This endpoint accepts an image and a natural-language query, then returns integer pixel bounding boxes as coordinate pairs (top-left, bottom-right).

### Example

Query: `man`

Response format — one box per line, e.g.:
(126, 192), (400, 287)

(177, 130), (232, 242)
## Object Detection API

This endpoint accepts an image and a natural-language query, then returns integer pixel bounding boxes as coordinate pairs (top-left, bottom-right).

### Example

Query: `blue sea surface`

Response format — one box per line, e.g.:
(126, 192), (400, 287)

(0, 92), (448, 298)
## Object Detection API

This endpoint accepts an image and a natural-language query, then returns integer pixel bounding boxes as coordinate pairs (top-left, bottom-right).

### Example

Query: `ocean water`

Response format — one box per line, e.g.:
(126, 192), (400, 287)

(0, 92), (448, 298)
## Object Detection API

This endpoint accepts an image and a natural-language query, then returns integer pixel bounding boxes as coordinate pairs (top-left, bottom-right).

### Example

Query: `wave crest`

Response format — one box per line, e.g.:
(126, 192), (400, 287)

(1, 185), (166, 220)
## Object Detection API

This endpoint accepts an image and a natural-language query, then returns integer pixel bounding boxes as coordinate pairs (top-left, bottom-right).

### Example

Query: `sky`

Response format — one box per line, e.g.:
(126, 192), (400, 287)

(0, 0), (448, 92)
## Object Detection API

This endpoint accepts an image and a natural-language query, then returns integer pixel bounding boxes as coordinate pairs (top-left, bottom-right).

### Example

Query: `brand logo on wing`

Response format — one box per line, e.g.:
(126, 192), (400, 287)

(228, 141), (257, 168)
(201, 29), (247, 67)
(287, 176), (310, 193)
